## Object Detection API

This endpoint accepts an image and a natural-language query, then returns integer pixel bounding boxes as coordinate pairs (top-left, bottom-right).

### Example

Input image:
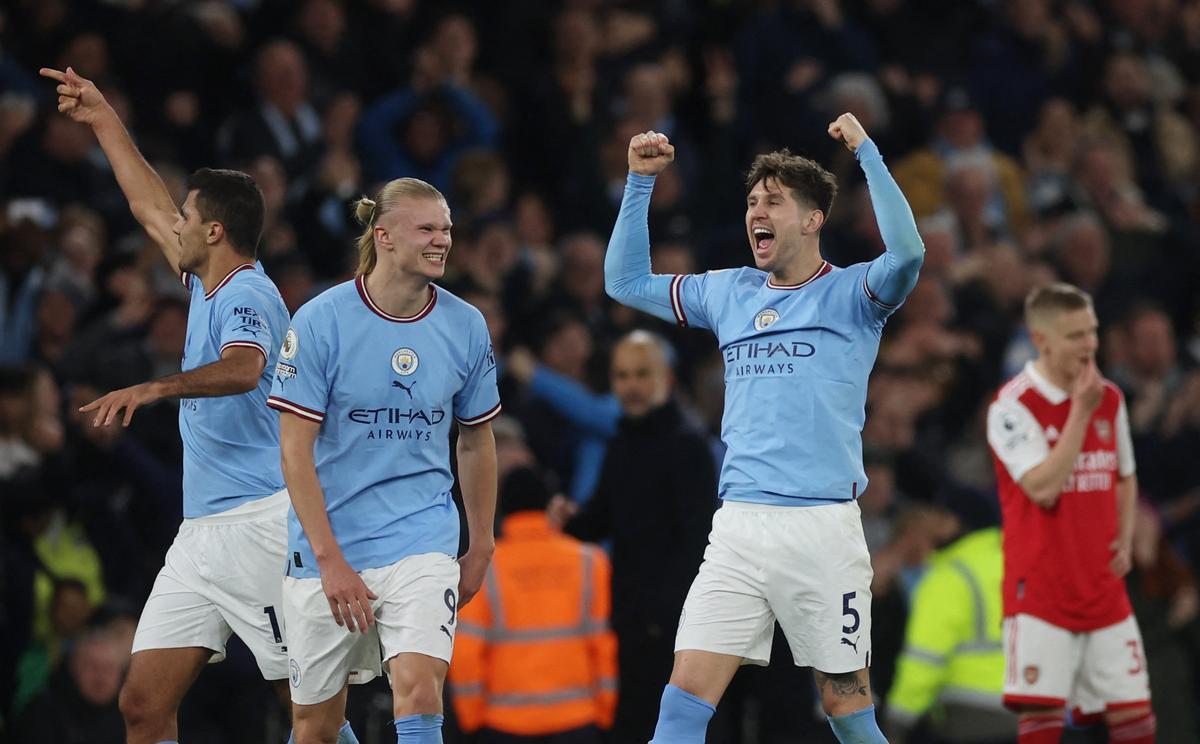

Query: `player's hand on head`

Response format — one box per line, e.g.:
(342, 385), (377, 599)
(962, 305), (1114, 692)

(628, 130), (675, 176)
(39, 66), (109, 126)
(1070, 359), (1104, 414)
(827, 112), (868, 152)
(320, 555), (378, 634)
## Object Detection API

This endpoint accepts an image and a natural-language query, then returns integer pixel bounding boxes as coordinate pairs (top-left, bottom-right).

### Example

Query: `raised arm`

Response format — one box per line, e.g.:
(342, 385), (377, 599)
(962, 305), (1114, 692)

(40, 67), (183, 274)
(604, 131), (682, 323)
(829, 113), (924, 308)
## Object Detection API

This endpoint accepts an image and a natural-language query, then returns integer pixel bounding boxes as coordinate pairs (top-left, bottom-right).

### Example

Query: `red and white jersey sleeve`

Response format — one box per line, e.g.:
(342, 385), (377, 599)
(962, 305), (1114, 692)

(1115, 397), (1135, 478)
(988, 393), (1136, 483)
(987, 396), (1049, 483)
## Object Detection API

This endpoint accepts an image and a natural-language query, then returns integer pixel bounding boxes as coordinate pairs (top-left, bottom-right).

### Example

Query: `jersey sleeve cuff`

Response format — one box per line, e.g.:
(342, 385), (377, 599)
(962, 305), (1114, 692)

(862, 273), (901, 310)
(267, 396), (325, 423)
(456, 402), (502, 426)
(220, 340), (268, 364)
(627, 172), (657, 190)
(669, 274), (689, 327)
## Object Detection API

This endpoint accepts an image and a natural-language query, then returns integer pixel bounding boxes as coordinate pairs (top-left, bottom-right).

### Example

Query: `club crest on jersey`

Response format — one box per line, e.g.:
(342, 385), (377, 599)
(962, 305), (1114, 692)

(289, 659), (302, 687)
(754, 308), (780, 331)
(1094, 420), (1111, 441)
(1023, 665), (1039, 684)
(392, 348), (419, 376)
(280, 329), (298, 361)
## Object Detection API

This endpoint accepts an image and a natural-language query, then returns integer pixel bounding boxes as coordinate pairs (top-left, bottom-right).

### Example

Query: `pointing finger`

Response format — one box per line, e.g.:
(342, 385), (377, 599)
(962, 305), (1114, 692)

(39, 68), (67, 82)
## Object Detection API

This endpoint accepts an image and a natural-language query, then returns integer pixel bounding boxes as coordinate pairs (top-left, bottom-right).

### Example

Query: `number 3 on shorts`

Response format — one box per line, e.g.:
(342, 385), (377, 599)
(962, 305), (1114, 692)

(841, 591), (860, 634)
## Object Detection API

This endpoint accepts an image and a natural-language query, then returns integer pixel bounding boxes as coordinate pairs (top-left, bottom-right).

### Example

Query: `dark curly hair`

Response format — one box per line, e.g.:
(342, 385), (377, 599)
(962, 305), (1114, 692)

(745, 150), (838, 218)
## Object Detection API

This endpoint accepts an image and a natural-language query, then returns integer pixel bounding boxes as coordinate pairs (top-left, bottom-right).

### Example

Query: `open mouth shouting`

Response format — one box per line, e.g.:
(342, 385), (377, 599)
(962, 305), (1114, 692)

(752, 225), (775, 259)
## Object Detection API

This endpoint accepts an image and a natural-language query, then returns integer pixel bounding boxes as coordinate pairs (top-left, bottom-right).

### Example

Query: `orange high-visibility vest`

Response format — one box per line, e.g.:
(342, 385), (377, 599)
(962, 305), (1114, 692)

(449, 512), (618, 735)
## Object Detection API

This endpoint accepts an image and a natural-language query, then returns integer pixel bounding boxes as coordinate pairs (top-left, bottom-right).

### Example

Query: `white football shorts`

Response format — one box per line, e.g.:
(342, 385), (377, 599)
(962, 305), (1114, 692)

(675, 499), (874, 673)
(282, 551), (461, 705)
(131, 490), (290, 680)
(1003, 613), (1151, 713)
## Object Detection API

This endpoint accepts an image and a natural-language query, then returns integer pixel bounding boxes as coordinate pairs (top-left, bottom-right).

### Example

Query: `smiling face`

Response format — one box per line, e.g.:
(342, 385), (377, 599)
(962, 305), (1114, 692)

(376, 196), (452, 280)
(745, 178), (822, 274)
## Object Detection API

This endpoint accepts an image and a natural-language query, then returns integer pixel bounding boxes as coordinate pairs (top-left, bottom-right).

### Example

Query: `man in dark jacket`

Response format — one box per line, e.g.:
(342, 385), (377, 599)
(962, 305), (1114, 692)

(554, 330), (718, 744)
(11, 625), (126, 744)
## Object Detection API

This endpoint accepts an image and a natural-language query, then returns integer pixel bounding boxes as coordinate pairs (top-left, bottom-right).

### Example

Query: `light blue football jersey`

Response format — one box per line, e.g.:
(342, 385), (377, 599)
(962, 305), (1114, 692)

(668, 262), (892, 504)
(180, 262), (289, 517)
(268, 276), (501, 578)
(605, 138), (923, 506)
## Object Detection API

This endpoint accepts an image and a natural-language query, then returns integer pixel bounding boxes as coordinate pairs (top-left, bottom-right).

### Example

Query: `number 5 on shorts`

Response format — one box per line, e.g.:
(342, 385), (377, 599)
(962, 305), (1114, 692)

(841, 591), (860, 634)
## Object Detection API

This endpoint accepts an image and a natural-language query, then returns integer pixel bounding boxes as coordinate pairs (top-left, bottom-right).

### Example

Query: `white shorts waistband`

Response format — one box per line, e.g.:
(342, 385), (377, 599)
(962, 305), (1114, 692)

(187, 489), (289, 525)
(720, 499), (856, 513)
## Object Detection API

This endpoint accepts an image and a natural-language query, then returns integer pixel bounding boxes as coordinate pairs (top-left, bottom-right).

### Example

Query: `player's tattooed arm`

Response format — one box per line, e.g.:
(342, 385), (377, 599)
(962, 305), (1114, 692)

(814, 670), (870, 698)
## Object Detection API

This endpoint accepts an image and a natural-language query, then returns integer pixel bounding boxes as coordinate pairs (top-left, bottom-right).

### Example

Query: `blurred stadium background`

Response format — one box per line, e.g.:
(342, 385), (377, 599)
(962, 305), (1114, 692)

(1, 0), (1198, 742)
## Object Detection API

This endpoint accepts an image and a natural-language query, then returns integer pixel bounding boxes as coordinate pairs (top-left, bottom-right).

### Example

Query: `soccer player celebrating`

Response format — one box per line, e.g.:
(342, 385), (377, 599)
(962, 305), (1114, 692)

(267, 177), (500, 744)
(987, 284), (1153, 744)
(39, 66), (328, 743)
(605, 115), (922, 743)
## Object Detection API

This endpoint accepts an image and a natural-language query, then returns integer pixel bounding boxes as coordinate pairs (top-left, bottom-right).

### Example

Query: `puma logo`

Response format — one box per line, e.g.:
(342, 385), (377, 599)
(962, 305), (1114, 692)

(841, 636), (859, 653)
(392, 380), (415, 398)
(440, 625), (453, 640)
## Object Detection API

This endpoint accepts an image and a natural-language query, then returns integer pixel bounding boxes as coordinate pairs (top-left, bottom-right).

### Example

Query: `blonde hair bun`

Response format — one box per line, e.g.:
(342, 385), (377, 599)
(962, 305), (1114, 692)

(353, 197), (377, 227)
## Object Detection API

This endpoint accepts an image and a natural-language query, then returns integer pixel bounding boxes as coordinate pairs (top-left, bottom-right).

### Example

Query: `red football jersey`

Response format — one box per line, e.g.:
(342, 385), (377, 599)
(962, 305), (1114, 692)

(987, 363), (1133, 632)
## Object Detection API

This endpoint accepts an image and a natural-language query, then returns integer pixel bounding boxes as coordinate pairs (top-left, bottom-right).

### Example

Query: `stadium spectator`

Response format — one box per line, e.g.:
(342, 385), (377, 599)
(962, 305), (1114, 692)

(10, 624), (128, 744)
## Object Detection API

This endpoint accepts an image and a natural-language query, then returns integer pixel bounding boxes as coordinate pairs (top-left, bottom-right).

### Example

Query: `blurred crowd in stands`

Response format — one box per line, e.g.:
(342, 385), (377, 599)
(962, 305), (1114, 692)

(1, 0), (1199, 742)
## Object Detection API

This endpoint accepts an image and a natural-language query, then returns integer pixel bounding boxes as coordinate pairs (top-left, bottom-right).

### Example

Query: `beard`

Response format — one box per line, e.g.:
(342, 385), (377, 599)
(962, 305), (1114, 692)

(178, 245), (204, 273)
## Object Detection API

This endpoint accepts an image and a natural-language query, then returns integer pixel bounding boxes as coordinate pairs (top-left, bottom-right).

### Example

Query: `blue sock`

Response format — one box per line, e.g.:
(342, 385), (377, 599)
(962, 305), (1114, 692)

(650, 684), (716, 743)
(394, 713), (443, 743)
(827, 705), (887, 744)
(286, 721), (358, 744)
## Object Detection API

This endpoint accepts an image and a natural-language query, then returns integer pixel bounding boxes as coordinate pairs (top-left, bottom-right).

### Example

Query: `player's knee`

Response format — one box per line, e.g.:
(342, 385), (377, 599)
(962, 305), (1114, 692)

(392, 676), (443, 717)
(119, 679), (169, 731)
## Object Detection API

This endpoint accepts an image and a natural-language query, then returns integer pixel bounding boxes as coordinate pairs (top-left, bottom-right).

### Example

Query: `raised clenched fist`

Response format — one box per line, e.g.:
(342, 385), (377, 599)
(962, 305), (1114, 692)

(628, 130), (675, 176)
(827, 112), (869, 153)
